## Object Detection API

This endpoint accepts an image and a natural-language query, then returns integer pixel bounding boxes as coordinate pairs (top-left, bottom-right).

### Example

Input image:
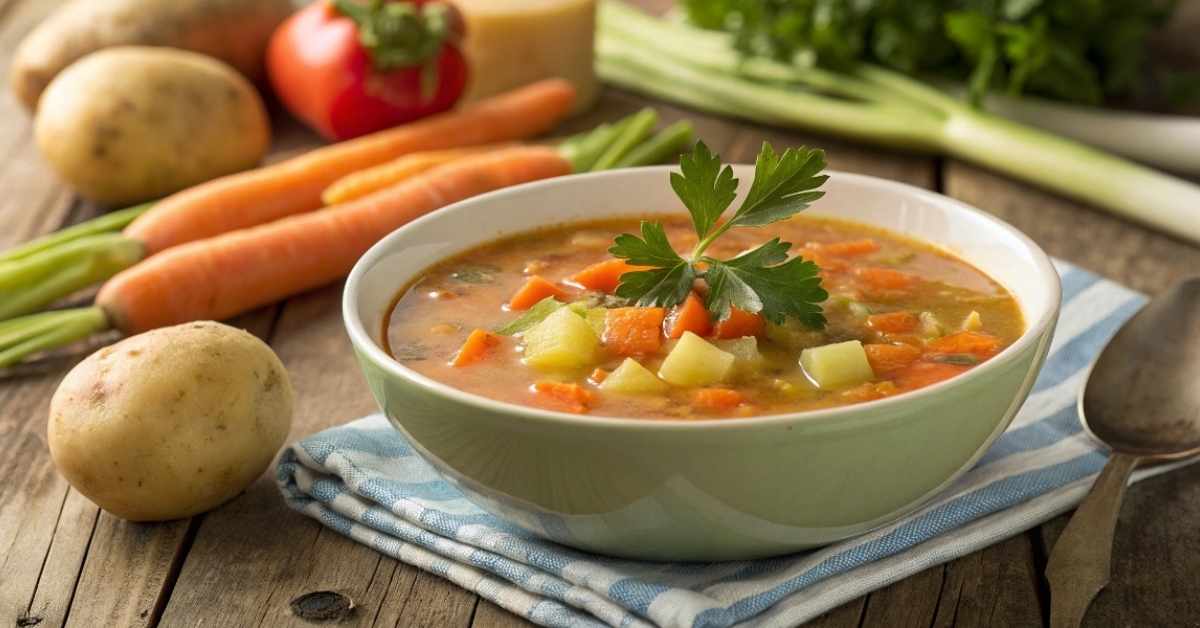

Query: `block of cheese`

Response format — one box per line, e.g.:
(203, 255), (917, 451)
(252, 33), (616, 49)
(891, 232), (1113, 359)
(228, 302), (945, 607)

(454, 0), (599, 114)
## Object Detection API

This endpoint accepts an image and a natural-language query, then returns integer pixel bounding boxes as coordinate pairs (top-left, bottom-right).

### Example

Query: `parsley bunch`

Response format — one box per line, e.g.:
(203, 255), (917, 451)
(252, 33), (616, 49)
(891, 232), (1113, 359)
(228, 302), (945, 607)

(609, 141), (829, 328)
(682, 0), (1181, 107)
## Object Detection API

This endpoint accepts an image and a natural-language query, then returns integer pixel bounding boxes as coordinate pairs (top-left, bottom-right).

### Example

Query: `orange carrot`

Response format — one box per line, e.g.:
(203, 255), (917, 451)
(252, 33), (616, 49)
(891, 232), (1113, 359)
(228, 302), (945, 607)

(863, 343), (921, 376)
(590, 368), (610, 384)
(855, 267), (917, 290)
(509, 276), (569, 310)
(322, 144), (512, 205)
(603, 307), (666, 356)
(97, 147), (573, 334)
(691, 388), (744, 411)
(712, 307), (764, 339)
(569, 259), (645, 293)
(124, 80), (576, 255)
(533, 381), (596, 414)
(817, 239), (879, 256)
(893, 361), (969, 391)
(666, 292), (712, 339)
(452, 329), (501, 367)
(926, 331), (1002, 358)
(867, 311), (919, 334)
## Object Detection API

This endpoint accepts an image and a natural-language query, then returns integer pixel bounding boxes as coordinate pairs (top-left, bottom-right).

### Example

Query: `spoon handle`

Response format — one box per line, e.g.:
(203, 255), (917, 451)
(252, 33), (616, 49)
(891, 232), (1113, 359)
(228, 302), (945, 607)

(1045, 452), (1139, 628)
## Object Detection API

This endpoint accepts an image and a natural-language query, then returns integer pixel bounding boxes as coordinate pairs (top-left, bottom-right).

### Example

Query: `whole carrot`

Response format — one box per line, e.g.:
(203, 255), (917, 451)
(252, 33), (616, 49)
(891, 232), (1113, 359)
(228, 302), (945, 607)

(321, 144), (513, 205)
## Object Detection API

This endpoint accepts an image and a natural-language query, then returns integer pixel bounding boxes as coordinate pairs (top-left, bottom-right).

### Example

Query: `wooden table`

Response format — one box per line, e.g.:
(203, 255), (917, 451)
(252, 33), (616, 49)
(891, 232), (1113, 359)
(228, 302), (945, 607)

(4, 0), (1200, 625)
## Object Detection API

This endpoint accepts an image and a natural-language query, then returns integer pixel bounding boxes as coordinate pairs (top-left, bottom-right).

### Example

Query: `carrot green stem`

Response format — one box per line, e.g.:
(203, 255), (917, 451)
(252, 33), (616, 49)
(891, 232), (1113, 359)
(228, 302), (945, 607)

(615, 120), (695, 167)
(0, 233), (144, 320)
(0, 202), (152, 264)
(0, 306), (109, 368)
(559, 113), (641, 172)
(590, 108), (658, 171)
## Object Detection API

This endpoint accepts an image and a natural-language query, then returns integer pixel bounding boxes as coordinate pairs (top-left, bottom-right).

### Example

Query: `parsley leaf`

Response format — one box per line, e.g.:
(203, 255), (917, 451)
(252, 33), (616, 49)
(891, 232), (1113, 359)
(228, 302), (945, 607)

(608, 222), (694, 307)
(728, 143), (828, 228)
(615, 264), (696, 308)
(703, 239), (827, 326)
(610, 141), (830, 329)
(669, 141), (737, 239)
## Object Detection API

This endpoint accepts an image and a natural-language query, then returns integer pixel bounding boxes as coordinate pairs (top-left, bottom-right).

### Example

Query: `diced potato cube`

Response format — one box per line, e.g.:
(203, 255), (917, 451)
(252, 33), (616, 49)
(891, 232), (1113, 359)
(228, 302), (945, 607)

(715, 336), (764, 376)
(658, 331), (735, 387)
(566, 302), (607, 337)
(523, 307), (599, 370)
(601, 358), (668, 394)
(961, 310), (983, 331)
(800, 340), (875, 390)
(919, 311), (944, 338)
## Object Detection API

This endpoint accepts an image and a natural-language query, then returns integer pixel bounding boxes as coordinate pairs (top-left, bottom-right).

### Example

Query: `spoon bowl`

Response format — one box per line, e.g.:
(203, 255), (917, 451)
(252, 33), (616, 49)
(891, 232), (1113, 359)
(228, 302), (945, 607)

(1082, 277), (1200, 456)
(1046, 276), (1200, 628)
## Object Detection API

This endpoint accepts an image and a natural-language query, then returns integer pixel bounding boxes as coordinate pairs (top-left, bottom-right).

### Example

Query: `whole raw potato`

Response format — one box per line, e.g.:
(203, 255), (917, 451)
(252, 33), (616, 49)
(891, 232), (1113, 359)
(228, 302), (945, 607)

(10, 0), (294, 112)
(48, 321), (294, 521)
(35, 47), (271, 206)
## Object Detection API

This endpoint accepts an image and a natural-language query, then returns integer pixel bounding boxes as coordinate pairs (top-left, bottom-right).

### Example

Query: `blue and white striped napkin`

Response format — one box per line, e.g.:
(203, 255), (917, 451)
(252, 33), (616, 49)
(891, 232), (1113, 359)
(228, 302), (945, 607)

(277, 261), (1190, 628)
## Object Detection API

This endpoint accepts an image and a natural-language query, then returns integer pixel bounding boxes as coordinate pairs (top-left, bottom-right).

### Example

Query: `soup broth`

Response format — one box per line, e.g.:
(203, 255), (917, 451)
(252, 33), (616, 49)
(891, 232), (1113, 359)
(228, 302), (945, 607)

(384, 215), (1024, 419)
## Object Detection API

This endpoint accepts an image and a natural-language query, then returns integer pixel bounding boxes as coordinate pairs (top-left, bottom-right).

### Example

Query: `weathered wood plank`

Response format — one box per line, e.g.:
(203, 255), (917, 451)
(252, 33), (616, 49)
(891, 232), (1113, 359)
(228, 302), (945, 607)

(471, 599), (540, 628)
(860, 567), (944, 628)
(803, 598), (866, 628)
(363, 561), (420, 627)
(62, 516), (192, 627)
(22, 490), (98, 628)
(930, 532), (1045, 627)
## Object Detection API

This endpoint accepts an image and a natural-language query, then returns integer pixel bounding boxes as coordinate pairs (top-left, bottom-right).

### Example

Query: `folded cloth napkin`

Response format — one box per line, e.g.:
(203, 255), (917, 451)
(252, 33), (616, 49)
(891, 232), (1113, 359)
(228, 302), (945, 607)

(277, 260), (1192, 628)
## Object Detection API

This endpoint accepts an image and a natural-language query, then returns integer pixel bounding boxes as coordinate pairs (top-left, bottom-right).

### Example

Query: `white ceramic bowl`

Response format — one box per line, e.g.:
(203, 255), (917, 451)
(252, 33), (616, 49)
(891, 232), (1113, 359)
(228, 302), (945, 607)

(344, 166), (1061, 560)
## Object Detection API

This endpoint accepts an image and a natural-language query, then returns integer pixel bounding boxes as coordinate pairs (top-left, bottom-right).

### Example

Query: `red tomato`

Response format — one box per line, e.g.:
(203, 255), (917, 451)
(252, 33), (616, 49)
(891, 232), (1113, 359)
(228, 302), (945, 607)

(267, 0), (468, 140)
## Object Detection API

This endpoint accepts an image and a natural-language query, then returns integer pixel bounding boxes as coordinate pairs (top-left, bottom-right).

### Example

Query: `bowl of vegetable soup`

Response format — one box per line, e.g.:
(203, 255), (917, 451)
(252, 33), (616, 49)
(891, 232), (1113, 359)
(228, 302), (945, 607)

(343, 149), (1060, 561)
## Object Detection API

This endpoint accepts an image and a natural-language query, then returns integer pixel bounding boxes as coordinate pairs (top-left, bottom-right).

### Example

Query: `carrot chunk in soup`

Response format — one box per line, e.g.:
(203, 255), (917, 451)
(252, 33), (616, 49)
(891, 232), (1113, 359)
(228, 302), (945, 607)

(570, 259), (643, 293)
(692, 388), (745, 411)
(856, 267), (918, 290)
(893, 361), (970, 391)
(713, 307), (765, 339)
(867, 311), (919, 334)
(864, 343), (922, 376)
(509, 276), (568, 310)
(533, 382), (596, 414)
(666, 292), (712, 339)
(451, 329), (500, 367)
(604, 307), (666, 356)
(927, 331), (1002, 358)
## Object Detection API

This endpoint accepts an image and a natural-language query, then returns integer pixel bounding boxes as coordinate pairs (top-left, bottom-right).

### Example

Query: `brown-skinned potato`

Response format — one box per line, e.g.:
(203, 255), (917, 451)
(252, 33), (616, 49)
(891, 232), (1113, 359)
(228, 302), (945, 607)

(48, 321), (294, 522)
(34, 47), (271, 206)
(11, 0), (293, 112)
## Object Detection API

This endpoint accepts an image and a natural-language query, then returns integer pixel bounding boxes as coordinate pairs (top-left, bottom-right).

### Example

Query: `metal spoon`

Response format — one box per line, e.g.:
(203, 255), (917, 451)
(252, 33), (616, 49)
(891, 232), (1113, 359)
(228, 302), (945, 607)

(1045, 277), (1200, 628)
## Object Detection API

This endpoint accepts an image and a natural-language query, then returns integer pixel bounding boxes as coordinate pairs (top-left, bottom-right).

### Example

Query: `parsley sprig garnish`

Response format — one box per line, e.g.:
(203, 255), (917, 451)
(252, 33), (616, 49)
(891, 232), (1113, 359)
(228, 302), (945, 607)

(609, 141), (830, 328)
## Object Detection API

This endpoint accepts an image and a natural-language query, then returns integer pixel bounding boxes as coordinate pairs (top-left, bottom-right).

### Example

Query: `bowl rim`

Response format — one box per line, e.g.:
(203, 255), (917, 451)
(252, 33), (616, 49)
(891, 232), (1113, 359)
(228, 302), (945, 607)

(344, 166), (1061, 432)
